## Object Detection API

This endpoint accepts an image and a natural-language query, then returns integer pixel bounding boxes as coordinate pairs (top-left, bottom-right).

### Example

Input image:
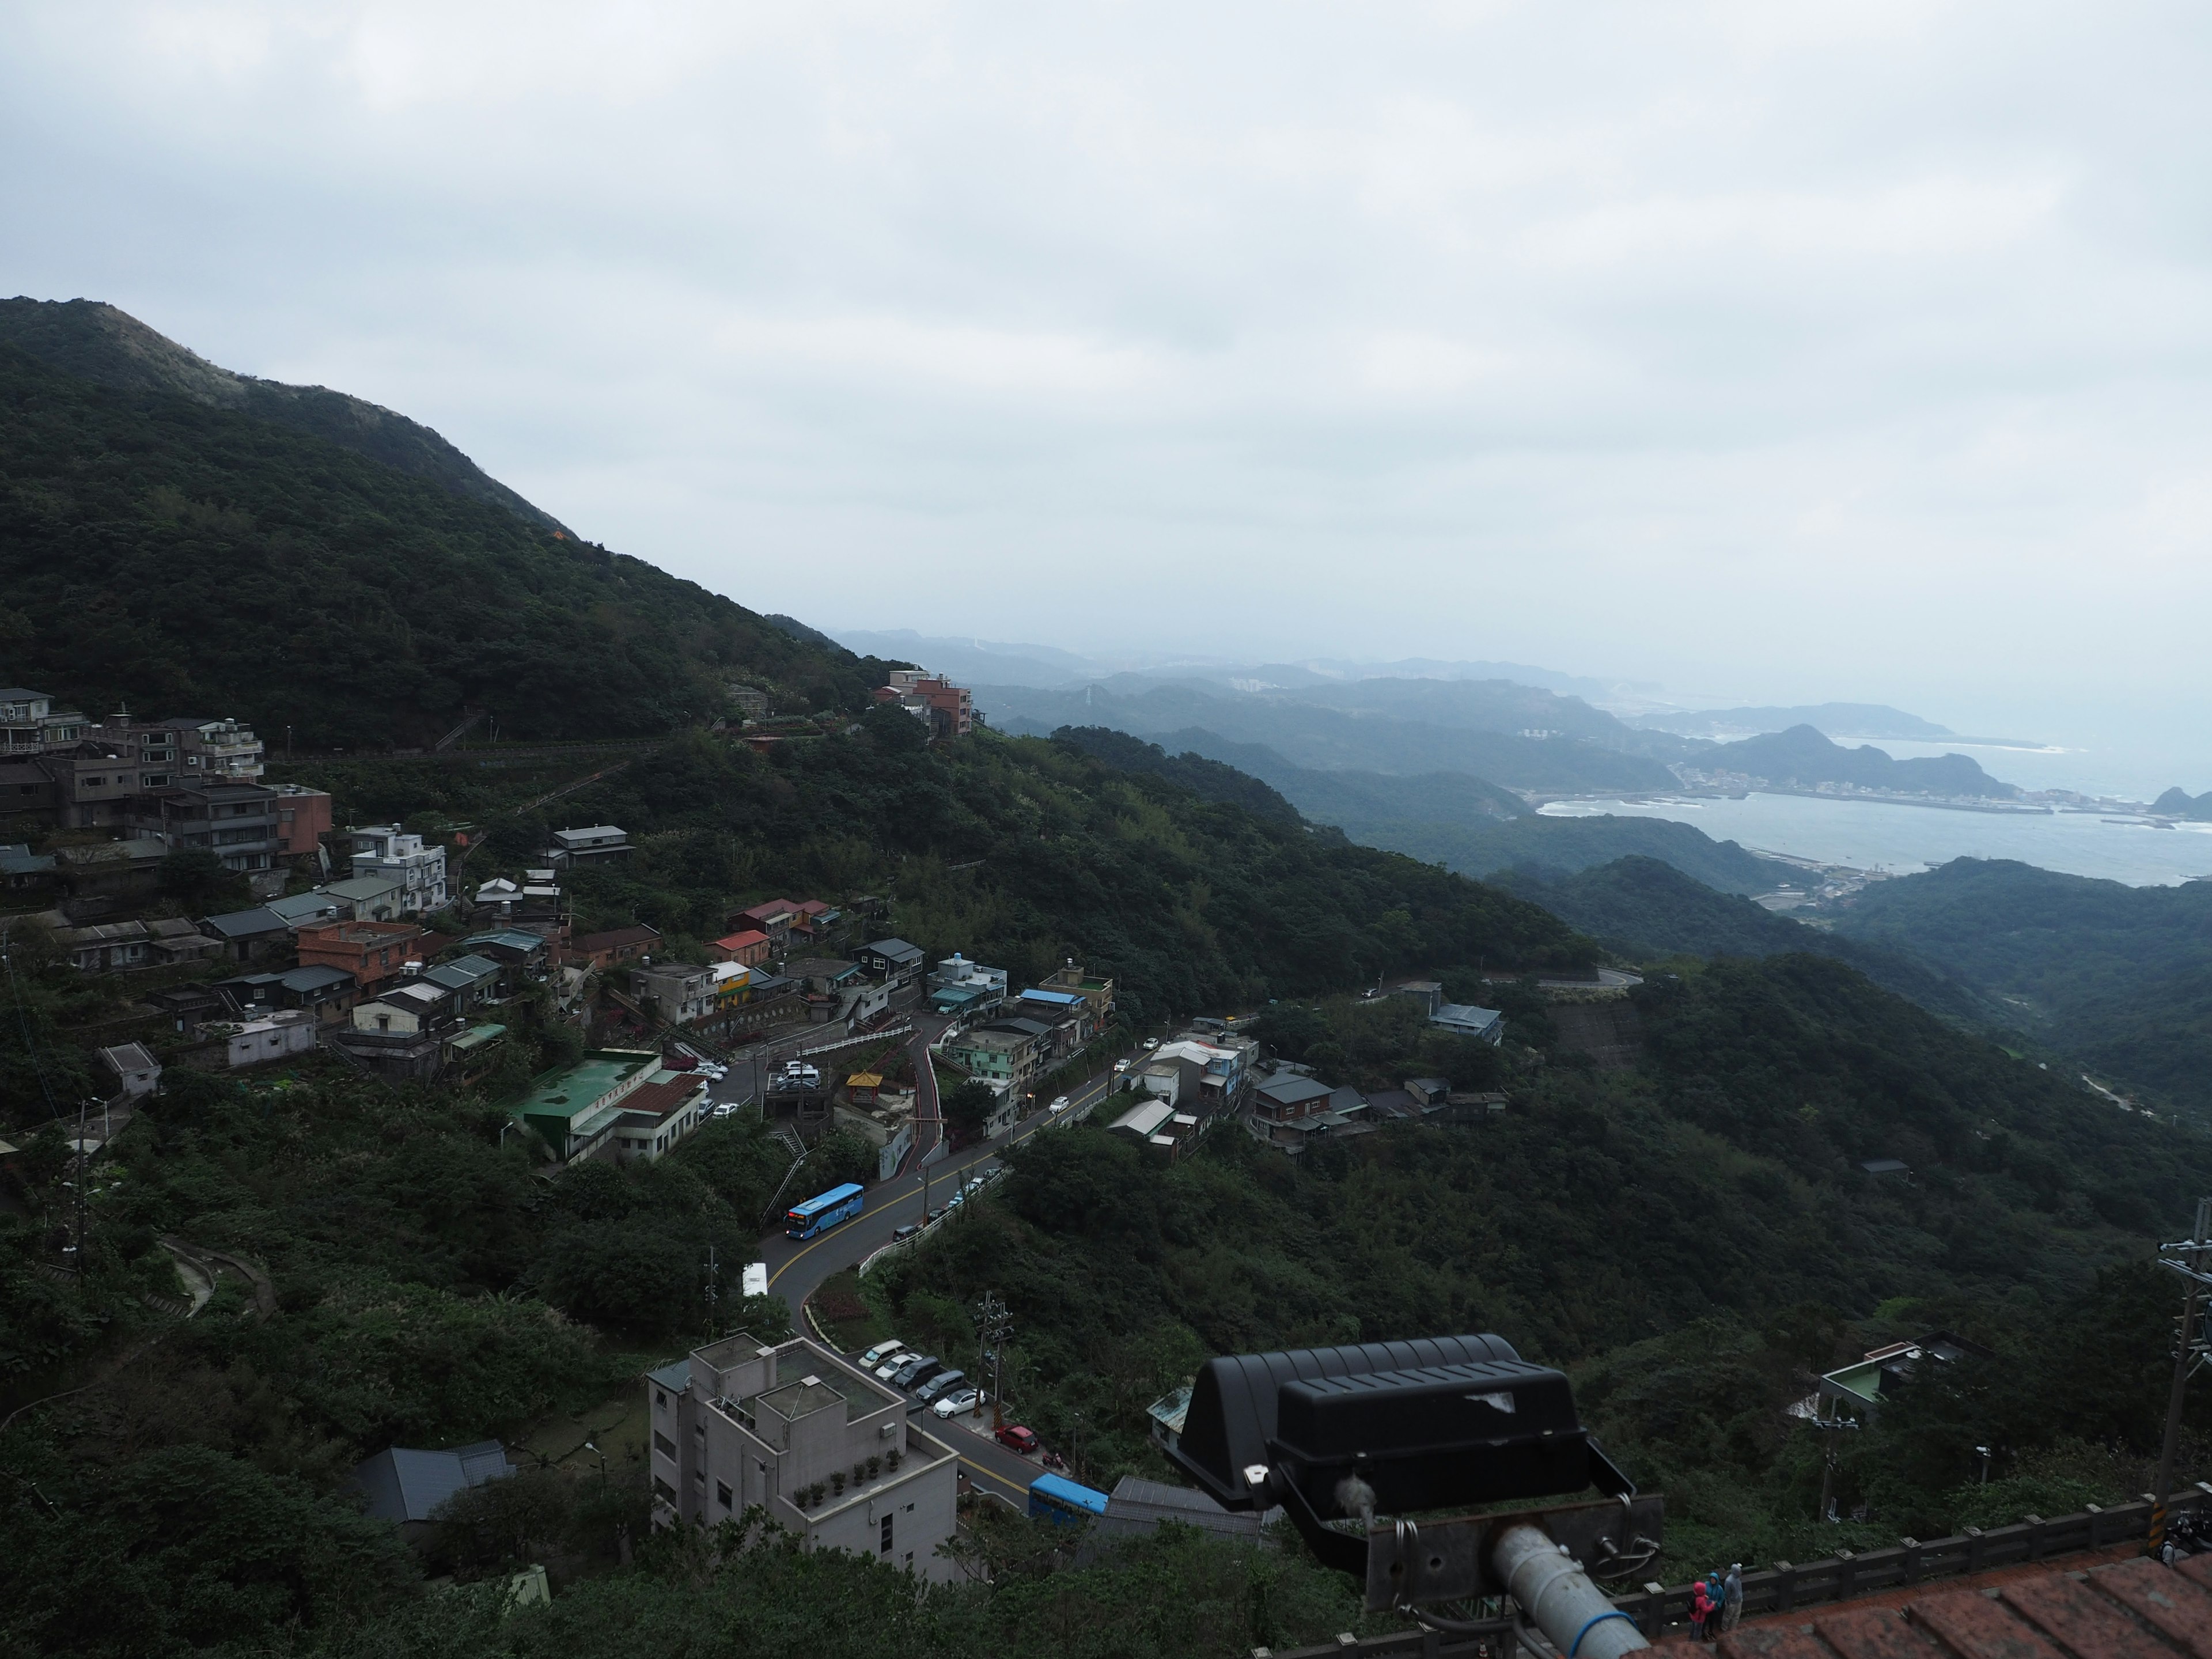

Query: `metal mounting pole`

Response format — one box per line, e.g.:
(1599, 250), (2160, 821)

(1493, 1524), (1649, 1659)
(2152, 1196), (2212, 1556)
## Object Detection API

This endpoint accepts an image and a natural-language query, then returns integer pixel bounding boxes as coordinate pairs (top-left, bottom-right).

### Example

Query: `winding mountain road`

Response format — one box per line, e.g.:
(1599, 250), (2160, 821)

(752, 1040), (1135, 1505)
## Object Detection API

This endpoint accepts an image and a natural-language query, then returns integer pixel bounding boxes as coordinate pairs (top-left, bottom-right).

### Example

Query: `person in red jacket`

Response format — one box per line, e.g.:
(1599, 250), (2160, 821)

(1690, 1576), (1715, 1643)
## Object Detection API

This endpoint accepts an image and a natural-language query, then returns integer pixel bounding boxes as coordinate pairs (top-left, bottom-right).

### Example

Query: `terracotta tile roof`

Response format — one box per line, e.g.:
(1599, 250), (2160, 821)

(1717, 1558), (2212, 1659)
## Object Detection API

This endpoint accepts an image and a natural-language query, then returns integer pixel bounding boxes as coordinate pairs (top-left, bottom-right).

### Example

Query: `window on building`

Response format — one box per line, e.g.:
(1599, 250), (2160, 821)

(653, 1477), (676, 1503)
(717, 1480), (733, 1510)
(655, 1389), (668, 1410)
(881, 1514), (893, 1554)
(653, 1432), (677, 1459)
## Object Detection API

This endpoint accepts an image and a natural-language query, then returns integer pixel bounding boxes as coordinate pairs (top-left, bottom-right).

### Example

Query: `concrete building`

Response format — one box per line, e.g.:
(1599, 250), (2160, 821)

(709, 927), (771, 968)
(632, 961), (717, 1026)
(547, 825), (630, 866)
(96, 1041), (162, 1103)
(270, 784), (332, 858)
(1431, 1003), (1506, 1044)
(128, 781), (281, 872)
(159, 716), (265, 783)
(0, 688), (89, 752)
(855, 937), (925, 983)
(513, 1050), (704, 1164)
(1108, 1096), (1200, 1159)
(221, 1009), (318, 1067)
(873, 670), (972, 739)
(646, 1332), (960, 1580)
(940, 1024), (1044, 1095)
(295, 919), (425, 993)
(350, 825), (448, 915)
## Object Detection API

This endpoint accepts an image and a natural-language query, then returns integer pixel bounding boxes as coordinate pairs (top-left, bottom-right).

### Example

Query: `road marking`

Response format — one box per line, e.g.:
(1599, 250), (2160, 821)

(958, 1454), (1029, 1501)
(763, 1059), (1130, 1291)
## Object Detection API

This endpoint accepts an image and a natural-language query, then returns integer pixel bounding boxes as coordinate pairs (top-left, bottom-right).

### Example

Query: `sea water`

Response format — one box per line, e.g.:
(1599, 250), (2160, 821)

(1538, 794), (2212, 887)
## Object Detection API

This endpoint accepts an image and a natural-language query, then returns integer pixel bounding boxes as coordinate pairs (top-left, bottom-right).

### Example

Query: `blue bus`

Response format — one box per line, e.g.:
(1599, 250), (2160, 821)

(786, 1182), (864, 1240)
(1028, 1472), (1109, 1525)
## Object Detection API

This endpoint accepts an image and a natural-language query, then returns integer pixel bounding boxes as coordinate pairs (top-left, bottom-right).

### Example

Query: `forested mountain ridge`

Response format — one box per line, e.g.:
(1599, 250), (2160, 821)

(1700, 724), (2018, 798)
(1828, 857), (2212, 1117)
(0, 297), (573, 533)
(1494, 855), (2009, 1028)
(976, 677), (1680, 793)
(0, 341), (891, 746)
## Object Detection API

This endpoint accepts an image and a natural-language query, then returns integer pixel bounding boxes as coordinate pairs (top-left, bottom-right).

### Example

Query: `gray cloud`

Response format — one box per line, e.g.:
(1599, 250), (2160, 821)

(3, 2), (2210, 741)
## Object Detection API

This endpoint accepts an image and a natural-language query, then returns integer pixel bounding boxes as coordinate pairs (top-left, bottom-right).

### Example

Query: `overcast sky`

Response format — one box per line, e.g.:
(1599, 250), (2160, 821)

(5, 3), (2210, 742)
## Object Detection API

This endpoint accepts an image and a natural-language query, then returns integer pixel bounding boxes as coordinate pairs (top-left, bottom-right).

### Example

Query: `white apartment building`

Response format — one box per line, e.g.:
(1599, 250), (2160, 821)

(350, 824), (449, 914)
(646, 1332), (960, 1581)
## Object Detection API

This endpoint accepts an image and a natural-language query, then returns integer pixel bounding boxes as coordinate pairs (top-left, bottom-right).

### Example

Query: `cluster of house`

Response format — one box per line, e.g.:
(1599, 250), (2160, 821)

(0, 691), (327, 878)
(870, 670), (972, 740)
(620, 897), (876, 1049)
(933, 957), (1115, 1114)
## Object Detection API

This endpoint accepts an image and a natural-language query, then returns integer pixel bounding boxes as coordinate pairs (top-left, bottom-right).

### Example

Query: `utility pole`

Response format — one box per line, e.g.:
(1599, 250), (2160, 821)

(974, 1291), (1013, 1430)
(2151, 1195), (2212, 1557)
(702, 1243), (721, 1342)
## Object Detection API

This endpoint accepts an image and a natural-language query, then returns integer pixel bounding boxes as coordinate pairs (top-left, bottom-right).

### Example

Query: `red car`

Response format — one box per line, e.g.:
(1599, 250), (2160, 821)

(994, 1424), (1039, 1455)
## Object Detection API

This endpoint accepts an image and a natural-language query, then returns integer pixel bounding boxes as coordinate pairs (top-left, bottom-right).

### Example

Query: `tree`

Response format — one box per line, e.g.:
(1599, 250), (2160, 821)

(940, 1081), (997, 1147)
(157, 847), (249, 915)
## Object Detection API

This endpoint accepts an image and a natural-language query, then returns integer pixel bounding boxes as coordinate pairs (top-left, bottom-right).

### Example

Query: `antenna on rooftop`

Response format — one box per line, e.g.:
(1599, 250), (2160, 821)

(2150, 1195), (2212, 1557)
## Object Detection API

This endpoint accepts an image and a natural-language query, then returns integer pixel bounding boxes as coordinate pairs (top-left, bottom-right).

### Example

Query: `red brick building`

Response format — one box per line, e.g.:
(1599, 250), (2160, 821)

(295, 920), (424, 992)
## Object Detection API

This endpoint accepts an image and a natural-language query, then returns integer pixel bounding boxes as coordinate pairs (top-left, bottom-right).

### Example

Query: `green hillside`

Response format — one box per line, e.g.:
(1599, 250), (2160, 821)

(875, 952), (2212, 1573)
(976, 679), (1679, 793)
(0, 341), (888, 746)
(402, 714), (1596, 1021)
(0, 297), (573, 533)
(1360, 810), (1796, 893)
(1493, 855), (2006, 1027)
(1829, 857), (2212, 1116)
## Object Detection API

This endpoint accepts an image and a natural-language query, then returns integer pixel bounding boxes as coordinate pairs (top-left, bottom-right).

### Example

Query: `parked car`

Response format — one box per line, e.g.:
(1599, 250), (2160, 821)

(911, 1369), (965, 1407)
(859, 1338), (905, 1369)
(925, 1208), (946, 1224)
(964, 1176), (987, 1195)
(898, 1357), (946, 1393)
(710, 1103), (739, 1118)
(892, 1222), (920, 1242)
(1049, 1096), (1070, 1113)
(931, 1388), (983, 1418)
(877, 1352), (918, 1382)
(994, 1424), (1039, 1455)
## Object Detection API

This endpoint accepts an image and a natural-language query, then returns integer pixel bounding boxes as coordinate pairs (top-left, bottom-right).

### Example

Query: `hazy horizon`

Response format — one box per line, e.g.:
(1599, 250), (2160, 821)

(7, 5), (2211, 762)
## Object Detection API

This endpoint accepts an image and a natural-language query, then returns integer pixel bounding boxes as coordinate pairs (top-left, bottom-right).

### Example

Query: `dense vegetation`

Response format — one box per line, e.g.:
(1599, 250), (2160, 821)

(408, 715), (1596, 1022)
(1372, 812), (1796, 894)
(0, 343), (891, 746)
(0, 298), (574, 535)
(872, 952), (2212, 1574)
(1829, 857), (2212, 1118)
(1492, 855), (2007, 1028)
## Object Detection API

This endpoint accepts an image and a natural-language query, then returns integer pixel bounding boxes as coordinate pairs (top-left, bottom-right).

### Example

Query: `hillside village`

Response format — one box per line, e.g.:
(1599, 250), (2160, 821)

(0, 669), (1551, 1176)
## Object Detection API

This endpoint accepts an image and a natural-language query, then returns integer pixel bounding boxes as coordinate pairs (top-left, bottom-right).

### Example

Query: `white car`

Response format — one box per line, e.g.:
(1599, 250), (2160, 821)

(931, 1388), (984, 1418)
(860, 1338), (905, 1369)
(1113, 1060), (1130, 1074)
(1141, 1038), (1158, 1050)
(1049, 1095), (1070, 1113)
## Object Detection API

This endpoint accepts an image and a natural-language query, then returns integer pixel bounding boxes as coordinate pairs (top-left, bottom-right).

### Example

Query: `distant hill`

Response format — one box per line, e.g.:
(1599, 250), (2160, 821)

(1828, 858), (2212, 1116)
(0, 297), (574, 535)
(2154, 787), (2212, 821)
(1354, 812), (1798, 894)
(834, 628), (1097, 688)
(1697, 725), (2019, 798)
(1493, 855), (2004, 1027)
(1631, 702), (1957, 741)
(1046, 726), (1302, 823)
(974, 680), (1678, 794)
(1146, 727), (1530, 826)
(1252, 675), (1702, 760)
(0, 329), (887, 747)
